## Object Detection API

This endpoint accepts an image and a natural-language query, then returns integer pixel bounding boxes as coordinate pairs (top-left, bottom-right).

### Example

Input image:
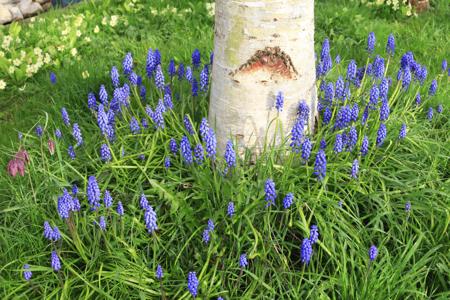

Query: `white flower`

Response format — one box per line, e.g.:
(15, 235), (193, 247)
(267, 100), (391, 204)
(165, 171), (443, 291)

(206, 3), (215, 17)
(82, 70), (90, 79)
(94, 25), (100, 33)
(70, 48), (78, 57)
(101, 17), (107, 25)
(8, 66), (15, 74)
(74, 15), (84, 27)
(0, 51), (4, 57)
(2, 36), (12, 49)
(44, 53), (51, 64)
(110, 15), (119, 27)
(76, 30), (82, 37)
(33, 47), (43, 56)
(30, 17), (35, 22)
(57, 45), (65, 52)
(13, 59), (21, 67)
(0, 80), (6, 90)
(84, 37), (91, 43)
(61, 28), (70, 36)
(20, 50), (26, 58)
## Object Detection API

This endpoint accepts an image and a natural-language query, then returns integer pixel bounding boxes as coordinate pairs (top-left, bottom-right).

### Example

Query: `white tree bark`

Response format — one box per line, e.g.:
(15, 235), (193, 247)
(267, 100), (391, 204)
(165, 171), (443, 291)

(209, 0), (317, 155)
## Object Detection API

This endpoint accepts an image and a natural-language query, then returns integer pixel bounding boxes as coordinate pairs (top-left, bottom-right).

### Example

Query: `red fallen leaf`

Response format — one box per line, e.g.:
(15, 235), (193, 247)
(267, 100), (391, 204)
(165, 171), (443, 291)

(16, 159), (25, 176)
(48, 139), (55, 155)
(15, 149), (30, 164)
(7, 159), (18, 177)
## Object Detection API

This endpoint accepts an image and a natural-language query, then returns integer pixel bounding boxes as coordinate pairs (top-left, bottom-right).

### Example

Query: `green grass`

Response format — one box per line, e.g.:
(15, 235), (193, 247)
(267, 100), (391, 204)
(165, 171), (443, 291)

(1, 0), (449, 299)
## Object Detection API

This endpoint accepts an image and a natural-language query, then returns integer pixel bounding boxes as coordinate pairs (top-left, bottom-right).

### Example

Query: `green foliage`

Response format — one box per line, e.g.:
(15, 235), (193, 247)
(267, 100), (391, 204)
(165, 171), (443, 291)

(0, 0), (449, 299)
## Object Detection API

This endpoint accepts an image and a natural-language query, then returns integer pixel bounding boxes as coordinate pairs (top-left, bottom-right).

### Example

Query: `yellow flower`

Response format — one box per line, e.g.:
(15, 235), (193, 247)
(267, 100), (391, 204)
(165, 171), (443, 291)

(82, 70), (90, 79)
(110, 15), (119, 27)
(0, 80), (6, 90)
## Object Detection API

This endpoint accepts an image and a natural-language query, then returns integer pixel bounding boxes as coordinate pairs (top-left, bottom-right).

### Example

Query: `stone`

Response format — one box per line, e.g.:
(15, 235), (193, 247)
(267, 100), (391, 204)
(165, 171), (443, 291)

(0, 4), (13, 24)
(0, 0), (20, 5)
(35, 0), (50, 4)
(18, 0), (42, 17)
(41, 1), (50, 10)
(9, 6), (23, 20)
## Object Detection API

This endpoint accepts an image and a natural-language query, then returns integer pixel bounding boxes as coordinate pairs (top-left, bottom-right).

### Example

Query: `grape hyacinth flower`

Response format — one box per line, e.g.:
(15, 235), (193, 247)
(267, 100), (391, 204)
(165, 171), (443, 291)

(264, 179), (277, 207)
(369, 84), (380, 107)
(163, 93), (173, 111)
(191, 78), (199, 97)
(156, 265), (163, 280)
(361, 135), (369, 156)
(54, 128), (62, 139)
(207, 219), (215, 232)
(283, 193), (294, 209)
(335, 105), (351, 129)
(227, 201), (235, 217)
(151, 104), (165, 130)
(122, 52), (133, 75)
(320, 38), (332, 74)
(51, 251), (61, 271)
(145, 48), (155, 77)
(367, 32), (375, 54)
(200, 65), (209, 92)
(144, 205), (158, 234)
(100, 144), (111, 162)
(320, 139), (327, 150)
(72, 196), (81, 212)
(324, 82), (334, 103)
(309, 225), (319, 244)
(103, 190), (113, 208)
(153, 49), (161, 66)
(442, 59), (447, 72)
(301, 238), (313, 265)
(290, 117), (304, 152)
(52, 226), (61, 241)
(61, 107), (70, 126)
(177, 63), (185, 80)
(224, 140), (236, 169)
(405, 201), (411, 213)
(23, 264), (32, 281)
(428, 79), (437, 96)
(72, 123), (83, 146)
(44, 221), (53, 240)
(373, 56), (385, 79)
(346, 60), (357, 82)
(379, 78), (389, 101)
(192, 49), (201, 69)
(117, 201), (124, 216)
(98, 216), (106, 231)
(301, 138), (312, 161)
(386, 33), (395, 56)
(194, 144), (204, 165)
(402, 67), (411, 90)
(98, 84), (108, 105)
(427, 107), (433, 120)
(415, 93), (421, 106)
(184, 115), (195, 135)
(239, 253), (248, 268)
(323, 107), (332, 125)
(130, 117), (140, 134)
(437, 104), (443, 114)
(187, 271), (199, 298)
(335, 76), (344, 100)
(351, 159), (359, 179)
(180, 136), (193, 164)
(369, 245), (378, 261)
(164, 157), (171, 169)
(140, 193), (149, 210)
(380, 101), (390, 121)
(205, 128), (217, 159)
(185, 66), (193, 83)
(335, 55), (341, 64)
(314, 149), (327, 181)
(88, 92), (97, 110)
(398, 123), (407, 140)
(347, 127), (358, 151)
(376, 123), (387, 147)
(275, 91), (284, 112)
(155, 65), (165, 90)
(50, 72), (56, 84)
(298, 101), (310, 121)
(141, 118), (149, 129)
(168, 59), (176, 78)
(199, 118), (209, 141)
(87, 176), (101, 209)
(68, 145), (76, 160)
(111, 66), (120, 87)
(202, 228), (210, 244)
(334, 134), (343, 154)
(128, 72), (138, 86)
(169, 138), (178, 154)
(18, 131), (23, 140)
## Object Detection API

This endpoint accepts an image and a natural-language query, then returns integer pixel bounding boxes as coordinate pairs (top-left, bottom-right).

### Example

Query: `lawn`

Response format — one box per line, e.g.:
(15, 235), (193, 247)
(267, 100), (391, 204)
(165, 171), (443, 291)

(0, 0), (449, 299)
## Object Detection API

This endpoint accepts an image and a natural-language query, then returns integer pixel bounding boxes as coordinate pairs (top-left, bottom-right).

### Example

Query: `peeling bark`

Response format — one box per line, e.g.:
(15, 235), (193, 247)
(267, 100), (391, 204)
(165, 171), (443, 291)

(209, 0), (317, 155)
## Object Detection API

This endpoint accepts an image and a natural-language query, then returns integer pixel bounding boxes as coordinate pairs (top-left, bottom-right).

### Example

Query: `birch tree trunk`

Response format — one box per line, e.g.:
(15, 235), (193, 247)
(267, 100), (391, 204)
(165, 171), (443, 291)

(209, 0), (317, 155)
